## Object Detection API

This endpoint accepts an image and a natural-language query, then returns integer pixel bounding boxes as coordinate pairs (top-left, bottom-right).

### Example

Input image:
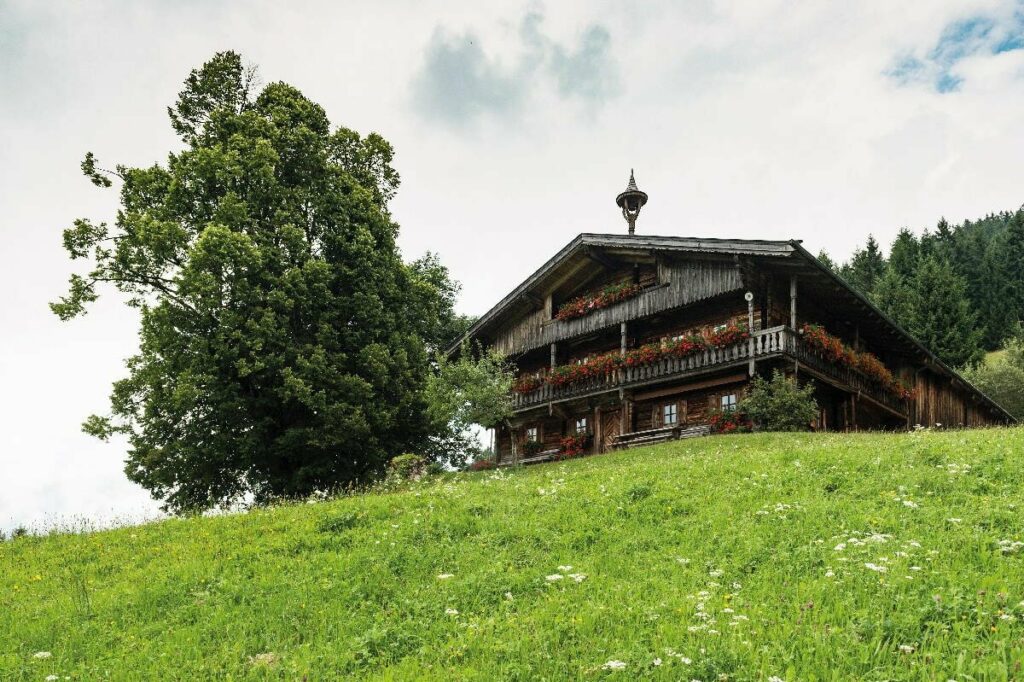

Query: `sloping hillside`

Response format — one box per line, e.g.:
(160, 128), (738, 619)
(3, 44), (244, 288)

(4, 429), (1024, 680)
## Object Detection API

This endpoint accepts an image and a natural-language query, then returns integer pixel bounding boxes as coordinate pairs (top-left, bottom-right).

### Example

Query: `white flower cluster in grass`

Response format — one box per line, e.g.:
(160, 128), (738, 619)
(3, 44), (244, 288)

(998, 540), (1024, 555)
(601, 660), (626, 670)
(546, 565), (587, 584)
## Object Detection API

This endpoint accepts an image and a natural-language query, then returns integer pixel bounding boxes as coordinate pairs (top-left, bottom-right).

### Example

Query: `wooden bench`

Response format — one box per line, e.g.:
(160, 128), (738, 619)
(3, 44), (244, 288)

(613, 424), (711, 450)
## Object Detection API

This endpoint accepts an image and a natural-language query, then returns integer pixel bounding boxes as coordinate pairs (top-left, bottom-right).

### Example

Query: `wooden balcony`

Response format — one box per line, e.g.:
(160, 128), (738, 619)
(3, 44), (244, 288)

(510, 325), (911, 419)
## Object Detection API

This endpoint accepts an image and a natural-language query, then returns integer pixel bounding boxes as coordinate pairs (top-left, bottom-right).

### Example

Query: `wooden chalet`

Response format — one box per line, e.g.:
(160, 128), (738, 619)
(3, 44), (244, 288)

(453, 173), (1014, 465)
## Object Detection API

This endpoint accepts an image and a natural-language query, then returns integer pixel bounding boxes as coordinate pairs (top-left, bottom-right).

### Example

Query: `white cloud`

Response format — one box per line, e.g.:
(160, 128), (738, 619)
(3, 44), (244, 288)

(3, 0), (1024, 531)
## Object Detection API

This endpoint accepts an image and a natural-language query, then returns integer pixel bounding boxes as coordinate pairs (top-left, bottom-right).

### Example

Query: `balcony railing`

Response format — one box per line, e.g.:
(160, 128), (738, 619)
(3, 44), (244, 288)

(510, 325), (910, 418)
(511, 326), (790, 410)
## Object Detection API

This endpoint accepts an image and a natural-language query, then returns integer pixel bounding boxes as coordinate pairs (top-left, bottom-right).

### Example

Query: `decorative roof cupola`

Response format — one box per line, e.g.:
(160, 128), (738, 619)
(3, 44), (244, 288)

(615, 169), (648, 235)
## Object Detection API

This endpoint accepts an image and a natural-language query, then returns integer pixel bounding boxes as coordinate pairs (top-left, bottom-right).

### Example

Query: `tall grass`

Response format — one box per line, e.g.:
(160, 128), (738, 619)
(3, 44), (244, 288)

(3, 428), (1024, 679)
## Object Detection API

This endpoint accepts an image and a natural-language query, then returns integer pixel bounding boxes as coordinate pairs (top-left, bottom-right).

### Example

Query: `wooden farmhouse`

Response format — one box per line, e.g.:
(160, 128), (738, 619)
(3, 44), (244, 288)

(452, 173), (1014, 465)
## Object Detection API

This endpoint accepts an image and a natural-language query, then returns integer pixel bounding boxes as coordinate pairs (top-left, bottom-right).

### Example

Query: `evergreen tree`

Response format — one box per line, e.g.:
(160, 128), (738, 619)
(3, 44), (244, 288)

(872, 267), (916, 330)
(840, 234), (886, 297)
(887, 228), (920, 280)
(908, 256), (985, 367)
(1001, 211), (1024, 326)
(816, 249), (837, 272)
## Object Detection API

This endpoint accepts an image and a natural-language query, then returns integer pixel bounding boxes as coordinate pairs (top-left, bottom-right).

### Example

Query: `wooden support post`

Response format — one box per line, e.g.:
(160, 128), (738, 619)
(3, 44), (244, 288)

(550, 343), (557, 370)
(851, 393), (858, 431)
(620, 322), (628, 355)
(789, 275), (798, 330)
(593, 405), (602, 454)
(747, 294), (756, 376)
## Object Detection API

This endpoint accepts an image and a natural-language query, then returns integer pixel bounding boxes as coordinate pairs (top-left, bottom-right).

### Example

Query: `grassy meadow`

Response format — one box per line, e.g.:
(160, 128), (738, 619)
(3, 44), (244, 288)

(3, 428), (1024, 680)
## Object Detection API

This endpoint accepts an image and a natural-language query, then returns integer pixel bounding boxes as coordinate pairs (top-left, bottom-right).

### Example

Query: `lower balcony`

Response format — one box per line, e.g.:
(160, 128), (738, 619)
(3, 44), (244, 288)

(510, 325), (911, 420)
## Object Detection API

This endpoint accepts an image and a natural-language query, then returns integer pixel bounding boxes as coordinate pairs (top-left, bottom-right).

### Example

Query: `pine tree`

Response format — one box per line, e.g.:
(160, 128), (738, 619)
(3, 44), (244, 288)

(872, 267), (916, 330)
(887, 228), (920, 280)
(840, 234), (886, 297)
(816, 249), (837, 272)
(1001, 211), (1024, 325)
(908, 256), (985, 367)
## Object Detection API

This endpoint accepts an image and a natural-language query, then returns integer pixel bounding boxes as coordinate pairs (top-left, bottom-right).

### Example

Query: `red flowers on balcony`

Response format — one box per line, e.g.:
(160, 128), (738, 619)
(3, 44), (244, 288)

(555, 282), (643, 321)
(517, 324), (751, 393)
(800, 324), (917, 400)
(512, 376), (544, 395)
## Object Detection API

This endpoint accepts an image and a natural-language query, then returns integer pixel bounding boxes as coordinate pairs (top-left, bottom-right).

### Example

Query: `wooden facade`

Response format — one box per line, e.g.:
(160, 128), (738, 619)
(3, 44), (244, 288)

(453, 234), (1014, 465)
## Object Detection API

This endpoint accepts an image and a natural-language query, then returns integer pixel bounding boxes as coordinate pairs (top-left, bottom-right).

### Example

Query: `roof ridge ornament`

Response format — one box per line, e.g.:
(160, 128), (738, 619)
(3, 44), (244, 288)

(615, 169), (648, 235)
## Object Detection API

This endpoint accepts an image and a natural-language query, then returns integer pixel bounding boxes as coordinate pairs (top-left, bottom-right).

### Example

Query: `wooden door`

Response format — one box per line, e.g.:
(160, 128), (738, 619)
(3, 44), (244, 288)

(600, 409), (621, 453)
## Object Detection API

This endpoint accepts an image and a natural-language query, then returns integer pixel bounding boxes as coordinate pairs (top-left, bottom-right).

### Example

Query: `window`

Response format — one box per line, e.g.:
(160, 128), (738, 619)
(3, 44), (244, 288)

(721, 394), (738, 412)
(662, 403), (678, 426)
(526, 427), (538, 442)
(575, 417), (588, 434)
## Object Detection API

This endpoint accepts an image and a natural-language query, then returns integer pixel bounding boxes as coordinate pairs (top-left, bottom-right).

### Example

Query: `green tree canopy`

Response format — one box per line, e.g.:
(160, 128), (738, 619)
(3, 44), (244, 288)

(53, 52), (461, 512)
(839, 234), (886, 297)
(907, 256), (984, 368)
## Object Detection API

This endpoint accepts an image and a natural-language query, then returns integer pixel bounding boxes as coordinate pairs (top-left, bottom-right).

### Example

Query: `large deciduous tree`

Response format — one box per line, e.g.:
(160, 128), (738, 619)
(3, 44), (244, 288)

(53, 52), (459, 512)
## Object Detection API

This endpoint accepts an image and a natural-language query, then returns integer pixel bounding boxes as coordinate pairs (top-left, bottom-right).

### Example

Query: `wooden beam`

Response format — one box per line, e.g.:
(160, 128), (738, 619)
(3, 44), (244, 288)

(789, 275), (798, 329)
(633, 372), (748, 401)
(584, 246), (617, 270)
(522, 291), (544, 308)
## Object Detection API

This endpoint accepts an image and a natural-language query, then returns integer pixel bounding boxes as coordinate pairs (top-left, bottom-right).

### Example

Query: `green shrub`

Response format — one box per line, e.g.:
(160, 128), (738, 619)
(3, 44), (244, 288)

(742, 370), (818, 431)
(386, 454), (427, 481)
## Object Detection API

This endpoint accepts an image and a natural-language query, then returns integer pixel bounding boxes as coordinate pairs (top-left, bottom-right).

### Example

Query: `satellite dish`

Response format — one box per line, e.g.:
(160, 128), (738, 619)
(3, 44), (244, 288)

(744, 292), (754, 302)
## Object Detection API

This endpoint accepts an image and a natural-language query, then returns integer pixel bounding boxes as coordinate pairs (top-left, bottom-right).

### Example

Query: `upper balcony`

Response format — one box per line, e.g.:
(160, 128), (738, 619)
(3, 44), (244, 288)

(510, 325), (912, 419)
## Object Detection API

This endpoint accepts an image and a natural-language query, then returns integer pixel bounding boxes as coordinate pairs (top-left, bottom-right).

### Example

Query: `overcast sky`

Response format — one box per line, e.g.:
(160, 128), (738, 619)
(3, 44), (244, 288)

(3, 0), (1024, 533)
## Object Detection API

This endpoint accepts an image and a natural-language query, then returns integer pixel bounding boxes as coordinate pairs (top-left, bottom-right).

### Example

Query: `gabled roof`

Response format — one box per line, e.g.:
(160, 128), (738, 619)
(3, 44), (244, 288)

(452, 233), (796, 350)
(449, 232), (1014, 422)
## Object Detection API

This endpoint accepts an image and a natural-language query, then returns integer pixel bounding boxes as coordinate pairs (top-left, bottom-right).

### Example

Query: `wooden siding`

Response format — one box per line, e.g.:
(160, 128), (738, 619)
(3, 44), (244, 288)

(912, 370), (998, 428)
(491, 259), (744, 356)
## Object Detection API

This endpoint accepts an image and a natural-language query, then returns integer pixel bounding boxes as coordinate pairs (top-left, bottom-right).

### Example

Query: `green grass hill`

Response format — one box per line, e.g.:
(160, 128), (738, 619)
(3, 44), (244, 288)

(4, 428), (1024, 680)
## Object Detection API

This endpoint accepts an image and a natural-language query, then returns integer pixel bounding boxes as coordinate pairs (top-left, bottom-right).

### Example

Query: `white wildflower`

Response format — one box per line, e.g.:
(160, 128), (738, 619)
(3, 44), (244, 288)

(445, 608), (459, 615)
(545, 574), (564, 582)
(997, 540), (1024, 555)
(568, 573), (587, 583)
(46, 677), (59, 681)
(437, 573), (454, 580)
(708, 568), (724, 578)
(504, 591), (514, 600)
(825, 569), (835, 577)
(834, 542), (846, 551)
(33, 652), (51, 660)
(601, 660), (627, 670)
(557, 565), (573, 572)
(910, 566), (922, 571)
(947, 518), (962, 523)
(864, 562), (888, 573)
(768, 677), (785, 682)
(903, 500), (919, 508)
(898, 644), (915, 654)
(652, 658), (662, 666)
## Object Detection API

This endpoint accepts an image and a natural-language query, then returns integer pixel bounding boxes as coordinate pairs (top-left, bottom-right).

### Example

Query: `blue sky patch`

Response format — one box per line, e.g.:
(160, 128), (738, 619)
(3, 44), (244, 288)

(888, 7), (1024, 93)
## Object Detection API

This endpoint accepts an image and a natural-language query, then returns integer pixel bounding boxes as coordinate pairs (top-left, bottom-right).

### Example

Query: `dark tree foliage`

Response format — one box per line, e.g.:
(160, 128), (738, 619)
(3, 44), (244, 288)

(839, 235), (886, 298)
(907, 257), (984, 368)
(53, 52), (461, 513)
(841, 208), (1024, 357)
